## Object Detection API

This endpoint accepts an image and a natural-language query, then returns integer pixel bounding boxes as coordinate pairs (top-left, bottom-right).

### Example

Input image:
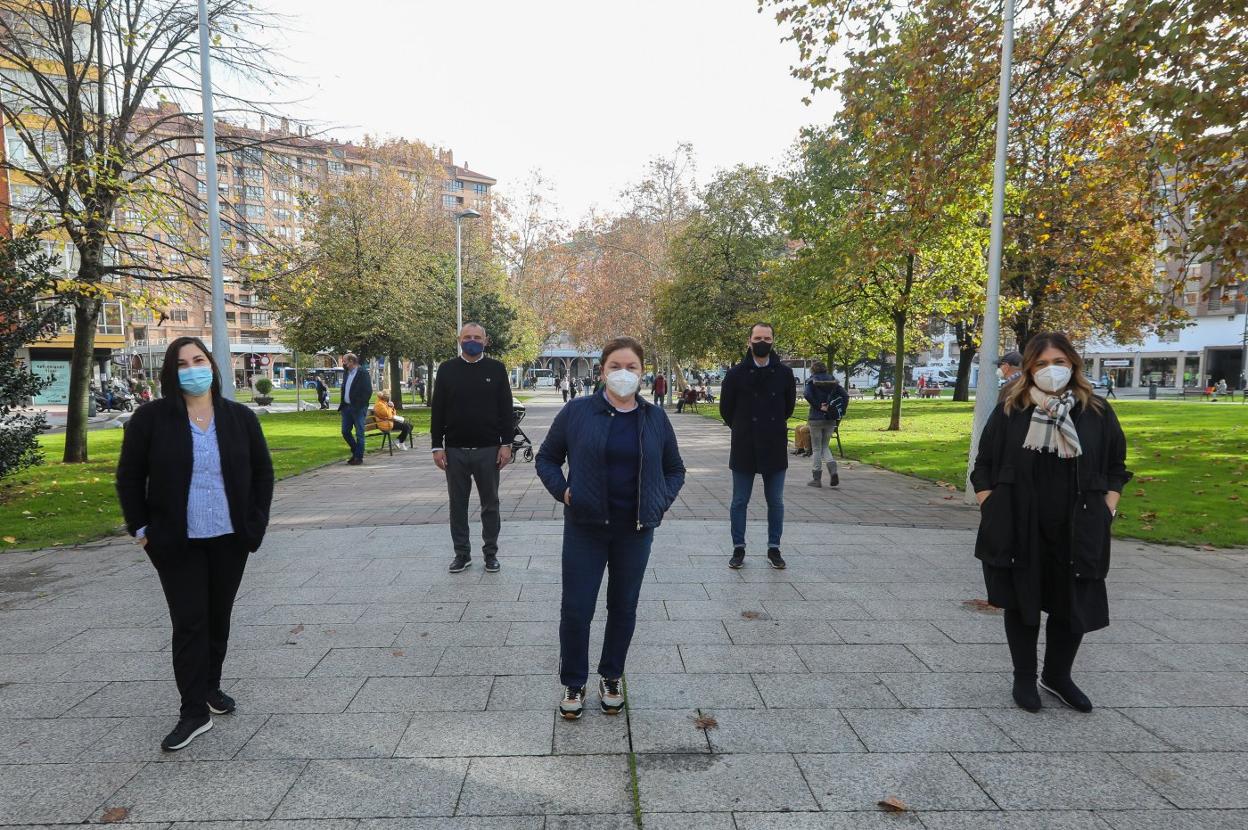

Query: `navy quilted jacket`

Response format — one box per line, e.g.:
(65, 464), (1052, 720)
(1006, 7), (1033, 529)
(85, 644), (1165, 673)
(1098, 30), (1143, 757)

(536, 390), (686, 529)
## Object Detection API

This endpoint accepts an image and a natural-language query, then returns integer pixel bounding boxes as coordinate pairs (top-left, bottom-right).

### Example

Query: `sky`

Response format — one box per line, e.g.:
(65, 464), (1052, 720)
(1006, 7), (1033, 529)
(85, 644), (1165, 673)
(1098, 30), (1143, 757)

(257, 0), (841, 220)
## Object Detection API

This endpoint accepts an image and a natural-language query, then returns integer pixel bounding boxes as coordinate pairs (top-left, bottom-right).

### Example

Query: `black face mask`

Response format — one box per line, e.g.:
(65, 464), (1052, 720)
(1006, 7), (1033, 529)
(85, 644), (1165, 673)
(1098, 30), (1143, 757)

(751, 341), (772, 358)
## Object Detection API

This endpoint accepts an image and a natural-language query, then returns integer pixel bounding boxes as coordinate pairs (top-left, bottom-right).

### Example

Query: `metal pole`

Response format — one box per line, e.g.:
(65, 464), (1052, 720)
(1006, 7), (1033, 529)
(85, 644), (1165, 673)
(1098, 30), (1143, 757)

(966, 0), (1014, 499)
(455, 215), (463, 354)
(294, 349), (301, 411)
(198, 0), (232, 400)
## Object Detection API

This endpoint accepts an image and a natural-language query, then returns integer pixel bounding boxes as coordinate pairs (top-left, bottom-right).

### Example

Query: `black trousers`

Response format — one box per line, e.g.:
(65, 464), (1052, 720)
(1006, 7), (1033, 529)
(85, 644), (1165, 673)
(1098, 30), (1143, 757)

(154, 534), (249, 717)
(1004, 609), (1083, 682)
(445, 447), (501, 558)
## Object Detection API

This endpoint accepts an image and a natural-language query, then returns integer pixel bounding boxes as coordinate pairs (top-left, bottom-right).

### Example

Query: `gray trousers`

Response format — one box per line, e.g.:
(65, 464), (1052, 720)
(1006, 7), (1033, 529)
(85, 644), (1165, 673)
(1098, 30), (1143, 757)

(808, 420), (839, 474)
(445, 446), (502, 557)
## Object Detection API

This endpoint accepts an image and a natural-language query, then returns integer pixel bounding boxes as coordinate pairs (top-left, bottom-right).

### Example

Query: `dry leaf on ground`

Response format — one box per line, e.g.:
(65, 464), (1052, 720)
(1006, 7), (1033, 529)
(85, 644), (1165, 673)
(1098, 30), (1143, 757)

(692, 715), (719, 731)
(878, 797), (908, 812)
(101, 807), (130, 823)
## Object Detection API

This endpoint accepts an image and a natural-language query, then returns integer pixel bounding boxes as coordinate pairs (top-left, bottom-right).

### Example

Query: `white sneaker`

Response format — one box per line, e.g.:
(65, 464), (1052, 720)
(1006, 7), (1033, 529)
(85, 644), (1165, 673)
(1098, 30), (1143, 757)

(395, 442), (408, 451)
(559, 685), (585, 720)
(599, 677), (625, 714)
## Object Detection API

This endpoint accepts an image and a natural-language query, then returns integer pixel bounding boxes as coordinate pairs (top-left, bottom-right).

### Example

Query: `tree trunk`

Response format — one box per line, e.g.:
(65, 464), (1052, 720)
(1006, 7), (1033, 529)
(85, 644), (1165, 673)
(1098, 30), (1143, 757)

(425, 359), (435, 405)
(953, 321), (976, 402)
(389, 353), (403, 410)
(62, 297), (101, 463)
(889, 309), (906, 431)
(824, 344), (836, 371)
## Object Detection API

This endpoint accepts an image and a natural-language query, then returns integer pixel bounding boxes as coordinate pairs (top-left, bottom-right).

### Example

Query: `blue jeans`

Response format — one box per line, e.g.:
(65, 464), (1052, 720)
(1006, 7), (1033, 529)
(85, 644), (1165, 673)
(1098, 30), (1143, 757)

(340, 407), (366, 460)
(730, 468), (785, 548)
(559, 521), (654, 688)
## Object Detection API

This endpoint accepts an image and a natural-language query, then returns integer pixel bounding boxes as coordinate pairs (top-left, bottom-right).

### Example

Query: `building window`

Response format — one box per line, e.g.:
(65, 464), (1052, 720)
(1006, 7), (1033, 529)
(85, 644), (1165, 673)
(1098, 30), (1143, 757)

(245, 185), (265, 201)
(472, 182), (488, 194)
(447, 179), (464, 192)
(442, 194), (461, 208)
(171, 309), (189, 322)
(328, 160), (346, 175)
(1139, 357), (1178, 387)
(242, 204), (265, 219)
(273, 208), (292, 222)
(272, 189), (290, 203)
(243, 167), (263, 183)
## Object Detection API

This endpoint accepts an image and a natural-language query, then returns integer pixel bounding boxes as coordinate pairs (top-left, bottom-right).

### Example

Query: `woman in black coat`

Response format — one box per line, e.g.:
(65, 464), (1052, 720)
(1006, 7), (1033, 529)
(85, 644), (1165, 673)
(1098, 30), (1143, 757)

(116, 336), (274, 751)
(972, 332), (1131, 713)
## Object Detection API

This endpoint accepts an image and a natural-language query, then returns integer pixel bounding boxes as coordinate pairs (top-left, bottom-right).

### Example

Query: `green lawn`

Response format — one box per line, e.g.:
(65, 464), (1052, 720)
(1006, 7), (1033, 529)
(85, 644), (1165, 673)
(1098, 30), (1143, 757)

(0, 407), (430, 551)
(772, 398), (1248, 548)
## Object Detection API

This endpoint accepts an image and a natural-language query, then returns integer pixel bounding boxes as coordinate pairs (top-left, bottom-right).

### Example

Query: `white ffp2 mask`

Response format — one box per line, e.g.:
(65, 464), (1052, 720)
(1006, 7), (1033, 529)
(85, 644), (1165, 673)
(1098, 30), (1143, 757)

(605, 369), (641, 398)
(1033, 365), (1072, 393)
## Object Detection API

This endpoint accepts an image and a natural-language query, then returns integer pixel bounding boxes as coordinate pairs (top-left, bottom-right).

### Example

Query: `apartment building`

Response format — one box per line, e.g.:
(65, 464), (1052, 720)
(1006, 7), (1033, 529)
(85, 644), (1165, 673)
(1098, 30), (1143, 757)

(115, 103), (496, 388)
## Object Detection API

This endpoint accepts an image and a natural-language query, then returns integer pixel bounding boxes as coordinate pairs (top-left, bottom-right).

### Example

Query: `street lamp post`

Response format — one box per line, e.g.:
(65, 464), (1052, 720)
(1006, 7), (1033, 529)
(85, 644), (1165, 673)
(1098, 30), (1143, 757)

(454, 209), (482, 351)
(966, 0), (1015, 499)
(198, 0), (232, 399)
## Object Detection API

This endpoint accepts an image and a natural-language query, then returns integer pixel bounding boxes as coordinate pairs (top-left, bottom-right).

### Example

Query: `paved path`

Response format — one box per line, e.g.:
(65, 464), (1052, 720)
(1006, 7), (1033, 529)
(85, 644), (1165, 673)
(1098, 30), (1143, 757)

(2, 393), (1247, 828)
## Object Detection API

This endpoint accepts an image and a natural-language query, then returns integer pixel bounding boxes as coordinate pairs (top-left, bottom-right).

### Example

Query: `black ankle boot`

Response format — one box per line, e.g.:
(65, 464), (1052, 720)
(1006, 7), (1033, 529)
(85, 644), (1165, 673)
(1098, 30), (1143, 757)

(1039, 674), (1093, 712)
(1012, 676), (1042, 712)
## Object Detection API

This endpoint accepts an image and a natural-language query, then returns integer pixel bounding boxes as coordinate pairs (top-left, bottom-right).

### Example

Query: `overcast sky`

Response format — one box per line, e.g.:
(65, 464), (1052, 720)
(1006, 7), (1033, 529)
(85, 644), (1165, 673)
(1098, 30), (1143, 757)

(258, 0), (840, 219)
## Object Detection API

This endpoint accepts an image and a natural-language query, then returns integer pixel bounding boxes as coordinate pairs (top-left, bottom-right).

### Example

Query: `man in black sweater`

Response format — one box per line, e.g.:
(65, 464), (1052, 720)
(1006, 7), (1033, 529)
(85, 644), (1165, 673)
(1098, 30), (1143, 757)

(430, 323), (515, 573)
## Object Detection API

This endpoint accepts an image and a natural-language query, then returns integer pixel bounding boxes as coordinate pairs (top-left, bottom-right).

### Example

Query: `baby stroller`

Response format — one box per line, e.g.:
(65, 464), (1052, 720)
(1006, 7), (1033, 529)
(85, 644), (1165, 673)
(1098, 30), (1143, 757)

(511, 398), (535, 462)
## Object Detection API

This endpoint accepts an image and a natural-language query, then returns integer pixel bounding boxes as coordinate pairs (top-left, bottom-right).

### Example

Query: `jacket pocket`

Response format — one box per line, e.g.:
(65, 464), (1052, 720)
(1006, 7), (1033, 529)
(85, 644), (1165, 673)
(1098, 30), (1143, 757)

(1072, 496), (1112, 580)
(974, 486), (1016, 568)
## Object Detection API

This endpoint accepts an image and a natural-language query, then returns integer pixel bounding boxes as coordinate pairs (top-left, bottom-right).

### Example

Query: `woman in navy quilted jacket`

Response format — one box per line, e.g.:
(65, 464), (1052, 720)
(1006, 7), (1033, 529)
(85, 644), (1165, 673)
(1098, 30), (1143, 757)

(536, 336), (686, 719)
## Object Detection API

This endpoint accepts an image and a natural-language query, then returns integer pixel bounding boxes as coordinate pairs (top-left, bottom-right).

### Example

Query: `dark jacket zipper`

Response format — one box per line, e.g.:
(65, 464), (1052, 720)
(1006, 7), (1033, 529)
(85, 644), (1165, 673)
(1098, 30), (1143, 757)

(637, 404), (645, 531)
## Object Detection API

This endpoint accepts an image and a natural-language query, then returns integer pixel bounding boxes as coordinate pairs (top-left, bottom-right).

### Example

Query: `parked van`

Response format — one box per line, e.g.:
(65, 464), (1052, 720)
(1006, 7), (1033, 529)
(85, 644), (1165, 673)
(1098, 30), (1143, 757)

(914, 367), (958, 387)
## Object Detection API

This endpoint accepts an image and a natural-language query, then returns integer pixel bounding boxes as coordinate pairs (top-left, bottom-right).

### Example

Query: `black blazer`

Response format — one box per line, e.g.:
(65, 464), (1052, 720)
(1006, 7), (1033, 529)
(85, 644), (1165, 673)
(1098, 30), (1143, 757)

(116, 396), (275, 559)
(338, 367), (372, 412)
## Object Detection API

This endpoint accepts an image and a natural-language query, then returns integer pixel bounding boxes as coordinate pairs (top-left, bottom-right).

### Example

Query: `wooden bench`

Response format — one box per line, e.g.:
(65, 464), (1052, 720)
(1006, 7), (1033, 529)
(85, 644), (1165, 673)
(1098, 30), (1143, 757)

(363, 414), (395, 456)
(917, 387), (942, 399)
(846, 388), (865, 399)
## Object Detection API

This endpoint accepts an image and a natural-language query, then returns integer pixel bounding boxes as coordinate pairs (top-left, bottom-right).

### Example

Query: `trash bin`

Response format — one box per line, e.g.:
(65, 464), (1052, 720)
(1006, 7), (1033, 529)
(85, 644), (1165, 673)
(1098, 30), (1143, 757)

(1148, 380), (1157, 400)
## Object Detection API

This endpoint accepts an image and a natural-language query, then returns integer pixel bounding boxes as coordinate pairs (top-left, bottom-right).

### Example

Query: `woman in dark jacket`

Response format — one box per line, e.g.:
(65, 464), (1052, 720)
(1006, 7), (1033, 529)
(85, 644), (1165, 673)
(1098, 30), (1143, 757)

(971, 332), (1131, 714)
(803, 362), (849, 488)
(536, 336), (686, 720)
(116, 336), (274, 751)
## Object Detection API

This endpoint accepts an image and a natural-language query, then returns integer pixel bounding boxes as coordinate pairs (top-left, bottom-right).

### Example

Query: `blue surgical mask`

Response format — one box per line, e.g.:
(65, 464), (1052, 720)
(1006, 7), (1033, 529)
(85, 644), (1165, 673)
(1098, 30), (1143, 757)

(178, 366), (214, 396)
(461, 340), (484, 357)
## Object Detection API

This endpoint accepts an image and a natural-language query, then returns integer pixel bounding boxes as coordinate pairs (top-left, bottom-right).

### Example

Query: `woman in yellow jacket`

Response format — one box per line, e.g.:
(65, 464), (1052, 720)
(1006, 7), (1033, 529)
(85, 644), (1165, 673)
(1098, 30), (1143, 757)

(374, 391), (413, 450)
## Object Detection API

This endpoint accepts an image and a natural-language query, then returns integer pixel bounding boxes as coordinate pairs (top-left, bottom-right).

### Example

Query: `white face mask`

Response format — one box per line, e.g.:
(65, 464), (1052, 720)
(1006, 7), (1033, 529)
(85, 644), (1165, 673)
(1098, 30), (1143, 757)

(605, 368), (641, 398)
(1033, 365), (1072, 393)
(995, 367), (1005, 379)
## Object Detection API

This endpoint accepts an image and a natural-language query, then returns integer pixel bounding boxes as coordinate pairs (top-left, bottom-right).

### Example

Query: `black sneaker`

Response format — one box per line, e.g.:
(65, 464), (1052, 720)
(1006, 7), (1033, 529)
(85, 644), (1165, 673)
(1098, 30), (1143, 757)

(206, 689), (235, 715)
(767, 548), (787, 569)
(484, 557), (500, 573)
(1039, 675), (1093, 713)
(728, 547), (746, 569)
(828, 474), (840, 487)
(599, 677), (625, 714)
(448, 554), (472, 574)
(161, 714), (212, 751)
(1013, 677), (1042, 713)
(559, 685), (585, 720)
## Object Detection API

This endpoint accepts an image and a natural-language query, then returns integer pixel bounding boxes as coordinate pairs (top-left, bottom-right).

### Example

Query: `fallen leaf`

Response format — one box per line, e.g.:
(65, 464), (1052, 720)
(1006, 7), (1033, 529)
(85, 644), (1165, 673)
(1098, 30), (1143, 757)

(289, 624), (304, 635)
(961, 599), (1001, 614)
(740, 610), (769, 620)
(692, 715), (718, 731)
(878, 796), (908, 812)
(2, 536), (15, 544)
(101, 806), (130, 823)
(391, 649), (405, 657)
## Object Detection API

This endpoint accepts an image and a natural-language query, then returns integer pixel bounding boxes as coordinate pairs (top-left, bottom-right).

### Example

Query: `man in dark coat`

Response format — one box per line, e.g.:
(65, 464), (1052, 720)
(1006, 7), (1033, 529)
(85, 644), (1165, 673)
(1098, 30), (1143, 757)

(996, 351), (1023, 402)
(338, 353), (373, 466)
(719, 322), (796, 569)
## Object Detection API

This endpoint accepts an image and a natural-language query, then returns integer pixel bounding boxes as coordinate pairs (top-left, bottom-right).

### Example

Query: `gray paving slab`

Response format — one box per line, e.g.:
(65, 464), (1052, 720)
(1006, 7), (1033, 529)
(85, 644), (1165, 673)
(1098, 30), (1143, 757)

(1112, 752), (1248, 809)
(96, 760), (307, 822)
(733, 814), (925, 830)
(274, 758), (467, 819)
(223, 677), (366, 713)
(238, 712), (409, 759)
(955, 752), (1171, 810)
(795, 644), (930, 673)
(0, 681), (105, 718)
(1116, 706), (1248, 751)
(552, 709), (630, 754)
(723, 619), (842, 644)
(347, 675), (493, 712)
(625, 673), (765, 709)
(306, 646), (444, 677)
(679, 644), (807, 673)
(0, 761), (143, 825)
(842, 708), (1017, 752)
(1098, 810), (1248, 830)
(629, 708), (712, 753)
(79, 714), (271, 762)
(917, 813), (1112, 830)
(0, 716), (116, 763)
(984, 707), (1173, 751)
(752, 672), (902, 708)
(358, 819), (540, 830)
(796, 751), (996, 811)
(395, 709), (553, 757)
(457, 755), (632, 815)
(434, 645), (558, 675)
(704, 708), (864, 753)
(636, 752), (819, 813)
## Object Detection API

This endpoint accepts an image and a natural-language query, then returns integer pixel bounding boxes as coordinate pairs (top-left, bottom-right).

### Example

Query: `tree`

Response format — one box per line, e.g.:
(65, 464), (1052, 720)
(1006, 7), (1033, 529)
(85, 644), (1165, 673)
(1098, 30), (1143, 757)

(658, 165), (786, 363)
(0, 0), (286, 461)
(494, 169), (568, 345)
(0, 233), (68, 479)
(1090, 0), (1248, 279)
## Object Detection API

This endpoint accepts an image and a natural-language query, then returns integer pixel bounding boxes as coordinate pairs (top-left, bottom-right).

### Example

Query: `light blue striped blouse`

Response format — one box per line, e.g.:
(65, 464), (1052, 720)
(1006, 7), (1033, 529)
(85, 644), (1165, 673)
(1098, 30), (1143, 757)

(187, 420), (235, 539)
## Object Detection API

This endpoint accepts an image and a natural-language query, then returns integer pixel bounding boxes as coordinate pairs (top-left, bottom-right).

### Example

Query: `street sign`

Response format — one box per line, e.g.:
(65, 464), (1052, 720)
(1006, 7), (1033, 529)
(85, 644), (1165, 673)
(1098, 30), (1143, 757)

(260, 354), (271, 366)
(1102, 359), (1131, 367)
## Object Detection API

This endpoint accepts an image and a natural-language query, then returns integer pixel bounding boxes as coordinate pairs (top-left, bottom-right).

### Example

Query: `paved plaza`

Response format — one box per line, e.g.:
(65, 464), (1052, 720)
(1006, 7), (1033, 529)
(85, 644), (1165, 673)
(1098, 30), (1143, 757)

(2, 393), (1247, 828)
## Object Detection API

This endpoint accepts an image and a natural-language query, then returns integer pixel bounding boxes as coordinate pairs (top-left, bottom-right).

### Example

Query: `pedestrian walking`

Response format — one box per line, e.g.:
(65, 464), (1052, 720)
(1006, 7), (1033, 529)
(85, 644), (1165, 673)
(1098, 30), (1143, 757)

(653, 372), (667, 408)
(535, 336), (686, 719)
(996, 350), (1024, 402)
(804, 362), (848, 488)
(1104, 373), (1117, 399)
(314, 376), (329, 410)
(570, 377), (580, 400)
(338, 353), (372, 466)
(719, 322), (796, 569)
(416, 376), (427, 405)
(115, 336), (274, 751)
(560, 375), (570, 403)
(430, 323), (515, 573)
(972, 331), (1131, 714)
(373, 391), (413, 449)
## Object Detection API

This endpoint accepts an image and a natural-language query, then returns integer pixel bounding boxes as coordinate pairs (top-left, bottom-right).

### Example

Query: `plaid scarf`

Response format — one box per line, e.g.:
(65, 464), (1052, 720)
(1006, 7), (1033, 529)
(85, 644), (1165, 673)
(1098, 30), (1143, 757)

(1022, 386), (1082, 458)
